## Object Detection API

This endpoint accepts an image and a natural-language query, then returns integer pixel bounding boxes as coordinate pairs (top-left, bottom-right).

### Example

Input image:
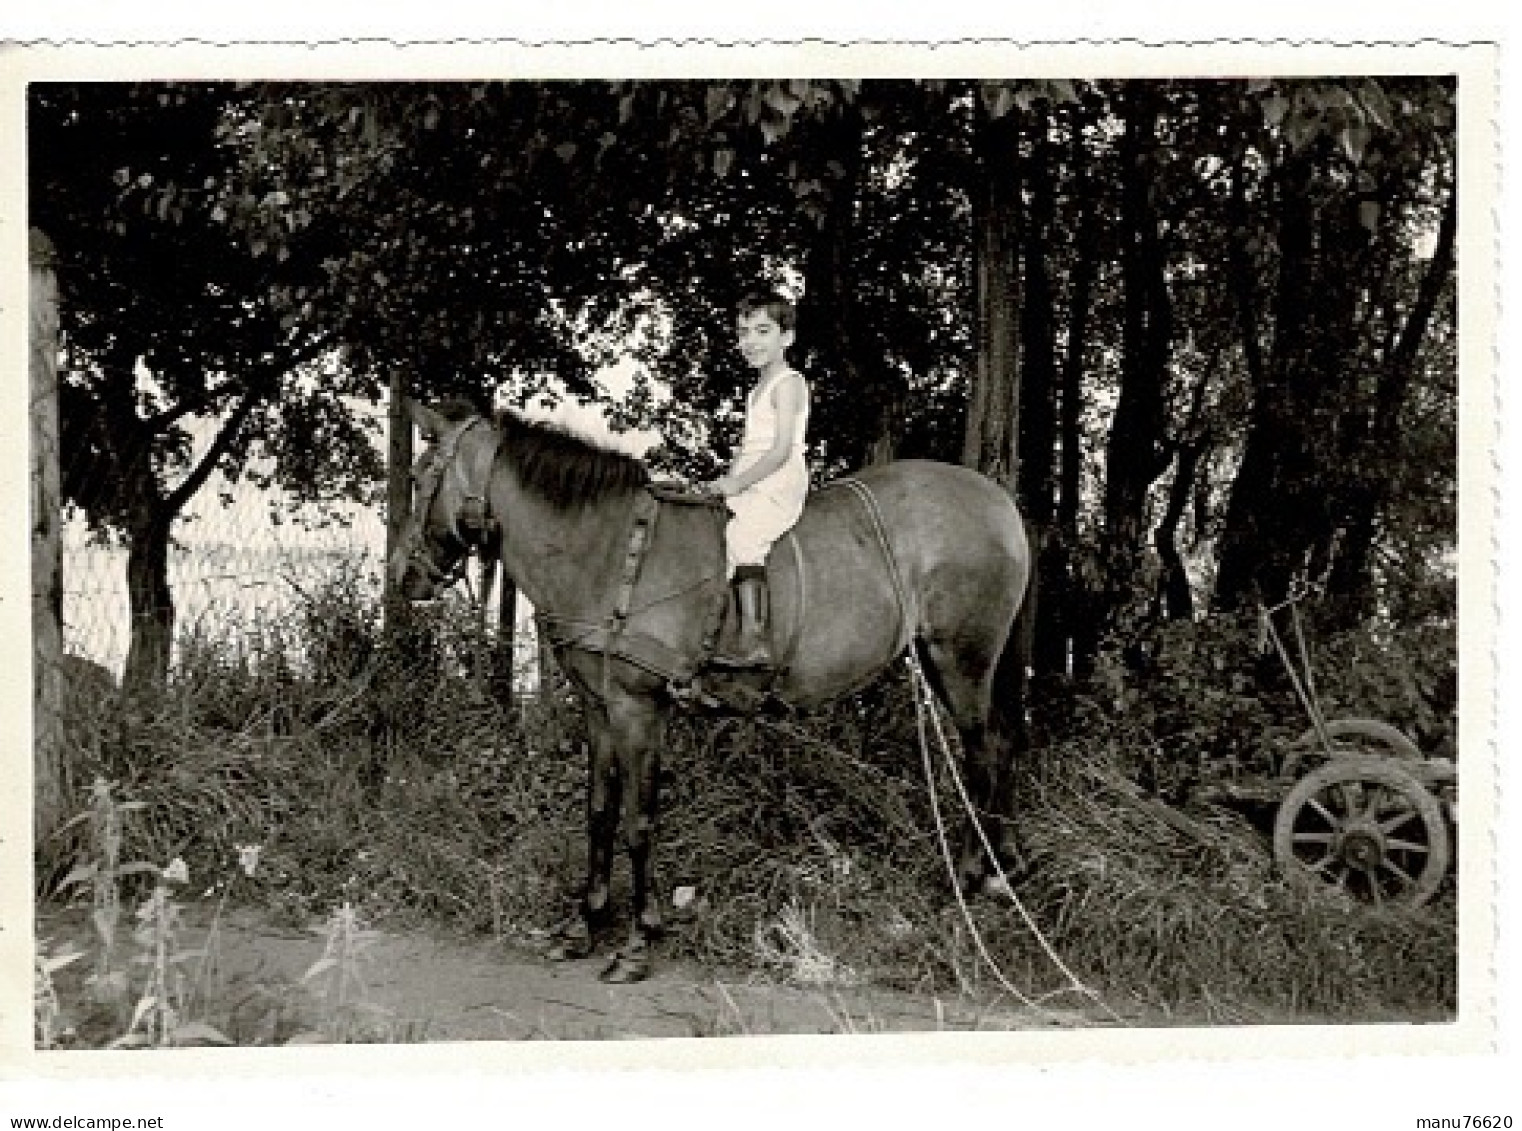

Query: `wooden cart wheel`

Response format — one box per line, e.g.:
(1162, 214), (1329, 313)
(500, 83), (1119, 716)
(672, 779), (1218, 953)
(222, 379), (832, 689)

(1273, 756), (1450, 908)
(1283, 717), (1423, 780)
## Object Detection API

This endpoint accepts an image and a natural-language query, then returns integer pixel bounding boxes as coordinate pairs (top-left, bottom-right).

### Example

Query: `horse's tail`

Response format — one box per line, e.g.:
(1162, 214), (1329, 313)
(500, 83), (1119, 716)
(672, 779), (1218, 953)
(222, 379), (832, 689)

(990, 531), (1037, 748)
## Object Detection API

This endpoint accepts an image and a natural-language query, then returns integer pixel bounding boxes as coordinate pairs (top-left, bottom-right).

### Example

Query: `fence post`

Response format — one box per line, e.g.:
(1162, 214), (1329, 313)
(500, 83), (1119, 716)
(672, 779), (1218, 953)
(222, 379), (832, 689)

(31, 228), (65, 844)
(384, 369), (412, 629)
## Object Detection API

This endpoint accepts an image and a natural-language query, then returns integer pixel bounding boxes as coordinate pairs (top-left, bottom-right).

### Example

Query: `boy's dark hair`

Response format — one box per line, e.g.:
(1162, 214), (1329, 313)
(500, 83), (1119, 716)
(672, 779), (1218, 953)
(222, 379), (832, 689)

(737, 289), (797, 332)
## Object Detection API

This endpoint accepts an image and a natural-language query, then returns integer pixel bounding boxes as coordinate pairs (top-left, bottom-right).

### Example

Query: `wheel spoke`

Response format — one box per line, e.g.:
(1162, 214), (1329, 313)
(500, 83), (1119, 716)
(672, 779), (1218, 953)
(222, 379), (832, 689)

(1379, 809), (1419, 835)
(1334, 782), (1359, 816)
(1369, 872), (1385, 908)
(1379, 858), (1417, 890)
(1385, 837), (1430, 855)
(1306, 798), (1339, 828)
(1297, 850), (1336, 873)
(1292, 831), (1335, 846)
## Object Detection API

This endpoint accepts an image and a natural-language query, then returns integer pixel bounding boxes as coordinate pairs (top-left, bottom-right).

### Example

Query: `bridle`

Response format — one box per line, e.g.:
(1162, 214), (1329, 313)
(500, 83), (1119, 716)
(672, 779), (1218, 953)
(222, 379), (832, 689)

(394, 415), (504, 595)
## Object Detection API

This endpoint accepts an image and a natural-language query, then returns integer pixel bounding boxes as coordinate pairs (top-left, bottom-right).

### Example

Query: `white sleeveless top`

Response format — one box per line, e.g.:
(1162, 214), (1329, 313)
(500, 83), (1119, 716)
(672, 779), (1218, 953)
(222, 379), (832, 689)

(733, 368), (809, 501)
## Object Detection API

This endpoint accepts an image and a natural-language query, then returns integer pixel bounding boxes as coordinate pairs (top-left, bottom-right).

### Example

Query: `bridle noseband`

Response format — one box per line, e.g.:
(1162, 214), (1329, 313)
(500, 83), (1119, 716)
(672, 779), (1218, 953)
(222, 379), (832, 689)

(395, 415), (503, 593)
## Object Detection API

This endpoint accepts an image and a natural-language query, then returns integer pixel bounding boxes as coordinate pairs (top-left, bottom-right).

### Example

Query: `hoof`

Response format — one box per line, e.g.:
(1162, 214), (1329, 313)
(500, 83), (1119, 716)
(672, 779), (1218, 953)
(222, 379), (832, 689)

(599, 952), (651, 984)
(544, 919), (595, 962)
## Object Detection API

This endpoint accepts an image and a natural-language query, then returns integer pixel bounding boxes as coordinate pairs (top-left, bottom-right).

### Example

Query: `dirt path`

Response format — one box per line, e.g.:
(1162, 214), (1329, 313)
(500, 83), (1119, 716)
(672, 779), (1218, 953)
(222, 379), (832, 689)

(204, 911), (1080, 1041)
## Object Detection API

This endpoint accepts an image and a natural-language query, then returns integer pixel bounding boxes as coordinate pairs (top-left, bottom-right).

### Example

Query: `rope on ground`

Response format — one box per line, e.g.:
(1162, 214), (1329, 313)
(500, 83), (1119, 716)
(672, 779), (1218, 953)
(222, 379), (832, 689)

(904, 649), (1123, 1026)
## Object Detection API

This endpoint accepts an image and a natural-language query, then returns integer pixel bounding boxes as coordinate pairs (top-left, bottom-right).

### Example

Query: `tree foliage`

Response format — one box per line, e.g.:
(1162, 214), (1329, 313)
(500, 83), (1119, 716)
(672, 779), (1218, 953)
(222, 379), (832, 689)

(38, 75), (1457, 694)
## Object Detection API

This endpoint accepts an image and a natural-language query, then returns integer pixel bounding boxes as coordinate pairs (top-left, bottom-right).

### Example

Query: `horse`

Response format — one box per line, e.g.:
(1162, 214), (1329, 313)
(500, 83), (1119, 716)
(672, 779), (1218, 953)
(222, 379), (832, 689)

(391, 397), (1033, 983)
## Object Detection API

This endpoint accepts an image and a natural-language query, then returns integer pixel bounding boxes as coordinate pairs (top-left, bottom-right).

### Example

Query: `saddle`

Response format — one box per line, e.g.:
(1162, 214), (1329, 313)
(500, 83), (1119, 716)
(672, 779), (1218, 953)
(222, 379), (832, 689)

(538, 478), (900, 714)
(647, 483), (802, 693)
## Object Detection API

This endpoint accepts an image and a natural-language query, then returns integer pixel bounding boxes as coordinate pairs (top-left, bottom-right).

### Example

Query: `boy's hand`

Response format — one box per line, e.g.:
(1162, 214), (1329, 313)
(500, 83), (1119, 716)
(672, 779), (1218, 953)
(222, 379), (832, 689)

(707, 475), (743, 497)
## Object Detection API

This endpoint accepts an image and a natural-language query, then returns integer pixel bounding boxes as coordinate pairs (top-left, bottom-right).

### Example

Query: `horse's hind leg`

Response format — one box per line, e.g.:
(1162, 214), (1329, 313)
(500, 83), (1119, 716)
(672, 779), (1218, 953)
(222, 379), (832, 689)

(914, 636), (1007, 893)
(985, 632), (1032, 884)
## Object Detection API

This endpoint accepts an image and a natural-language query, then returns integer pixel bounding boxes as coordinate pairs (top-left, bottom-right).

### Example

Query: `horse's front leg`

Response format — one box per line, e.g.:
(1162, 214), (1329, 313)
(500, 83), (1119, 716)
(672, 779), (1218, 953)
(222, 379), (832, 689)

(548, 697), (621, 961)
(600, 693), (664, 984)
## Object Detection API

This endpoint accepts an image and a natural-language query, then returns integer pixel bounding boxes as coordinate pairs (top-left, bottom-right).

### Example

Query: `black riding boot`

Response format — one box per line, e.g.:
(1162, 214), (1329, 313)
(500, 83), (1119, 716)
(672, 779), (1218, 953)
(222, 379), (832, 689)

(713, 568), (772, 669)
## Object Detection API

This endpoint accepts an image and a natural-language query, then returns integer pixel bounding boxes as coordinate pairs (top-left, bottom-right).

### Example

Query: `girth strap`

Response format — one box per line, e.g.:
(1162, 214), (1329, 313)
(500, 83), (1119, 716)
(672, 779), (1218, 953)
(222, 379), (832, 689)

(836, 477), (911, 657)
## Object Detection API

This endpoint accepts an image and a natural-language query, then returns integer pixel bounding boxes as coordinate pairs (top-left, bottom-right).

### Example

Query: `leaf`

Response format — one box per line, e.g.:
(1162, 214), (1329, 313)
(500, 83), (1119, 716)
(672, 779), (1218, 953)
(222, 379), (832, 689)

(705, 84), (733, 124)
(302, 956), (338, 982)
(1263, 94), (1290, 129)
(713, 147), (735, 179)
(981, 83), (1015, 120)
(1341, 122), (1371, 164)
(763, 84), (802, 119)
(1356, 81), (1395, 130)
(1358, 200), (1381, 233)
(173, 1021), (232, 1046)
(55, 810), (94, 834)
(283, 1030), (330, 1045)
(56, 861), (99, 891)
(126, 994), (158, 1033)
(555, 141), (578, 163)
(41, 950), (86, 974)
(1046, 78), (1079, 105)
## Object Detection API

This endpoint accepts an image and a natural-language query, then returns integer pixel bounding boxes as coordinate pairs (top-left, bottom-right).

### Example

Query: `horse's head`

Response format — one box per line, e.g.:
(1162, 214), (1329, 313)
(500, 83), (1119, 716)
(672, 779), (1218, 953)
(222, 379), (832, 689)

(390, 399), (501, 602)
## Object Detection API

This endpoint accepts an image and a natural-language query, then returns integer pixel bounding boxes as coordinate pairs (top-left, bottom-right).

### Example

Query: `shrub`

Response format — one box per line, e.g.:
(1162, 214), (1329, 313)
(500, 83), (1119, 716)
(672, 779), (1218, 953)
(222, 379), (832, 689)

(40, 576), (1457, 1029)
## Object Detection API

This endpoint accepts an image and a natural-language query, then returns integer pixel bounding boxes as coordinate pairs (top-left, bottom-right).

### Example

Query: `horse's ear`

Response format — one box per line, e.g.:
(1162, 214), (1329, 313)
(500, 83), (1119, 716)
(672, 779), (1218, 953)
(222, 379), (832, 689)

(404, 397), (444, 441)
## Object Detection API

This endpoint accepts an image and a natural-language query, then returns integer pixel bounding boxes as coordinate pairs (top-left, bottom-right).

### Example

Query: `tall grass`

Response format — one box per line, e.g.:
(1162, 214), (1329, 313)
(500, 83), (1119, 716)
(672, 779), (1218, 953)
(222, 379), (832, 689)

(40, 578), (1457, 1033)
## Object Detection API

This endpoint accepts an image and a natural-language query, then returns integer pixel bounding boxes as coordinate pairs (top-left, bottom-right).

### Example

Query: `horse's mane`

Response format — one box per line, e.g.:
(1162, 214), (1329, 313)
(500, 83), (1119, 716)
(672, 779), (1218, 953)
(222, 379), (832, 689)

(488, 407), (650, 510)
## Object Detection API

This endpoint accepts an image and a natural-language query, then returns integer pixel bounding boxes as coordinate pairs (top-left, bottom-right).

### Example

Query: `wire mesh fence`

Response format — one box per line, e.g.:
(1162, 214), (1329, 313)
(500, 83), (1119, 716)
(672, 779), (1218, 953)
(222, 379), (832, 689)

(59, 483), (542, 695)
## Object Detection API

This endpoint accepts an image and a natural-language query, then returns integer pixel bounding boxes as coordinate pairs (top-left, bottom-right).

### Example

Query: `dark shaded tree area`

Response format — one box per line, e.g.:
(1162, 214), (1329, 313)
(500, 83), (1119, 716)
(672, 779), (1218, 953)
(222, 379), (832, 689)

(33, 76), (1456, 695)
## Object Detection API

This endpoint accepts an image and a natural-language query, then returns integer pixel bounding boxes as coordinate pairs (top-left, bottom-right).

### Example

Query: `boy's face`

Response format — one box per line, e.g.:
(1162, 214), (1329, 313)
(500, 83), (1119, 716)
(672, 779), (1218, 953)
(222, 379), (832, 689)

(736, 308), (794, 371)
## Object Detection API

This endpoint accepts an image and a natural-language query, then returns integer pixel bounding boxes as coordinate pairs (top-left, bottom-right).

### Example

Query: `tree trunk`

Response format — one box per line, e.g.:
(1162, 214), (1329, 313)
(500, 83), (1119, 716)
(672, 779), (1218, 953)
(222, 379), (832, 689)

(1214, 151), (1316, 611)
(1216, 147), (1377, 612)
(1328, 185), (1457, 614)
(30, 228), (66, 842)
(1059, 133), (1101, 676)
(1019, 129), (1059, 525)
(1154, 443), (1202, 621)
(1103, 86), (1174, 624)
(1017, 129), (1064, 675)
(961, 101), (1023, 487)
(122, 511), (174, 695)
(799, 104), (904, 469)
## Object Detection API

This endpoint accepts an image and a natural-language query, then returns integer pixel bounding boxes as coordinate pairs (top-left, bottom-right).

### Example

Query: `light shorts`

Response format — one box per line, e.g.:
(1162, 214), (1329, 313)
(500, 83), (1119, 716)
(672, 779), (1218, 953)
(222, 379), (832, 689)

(725, 470), (807, 575)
